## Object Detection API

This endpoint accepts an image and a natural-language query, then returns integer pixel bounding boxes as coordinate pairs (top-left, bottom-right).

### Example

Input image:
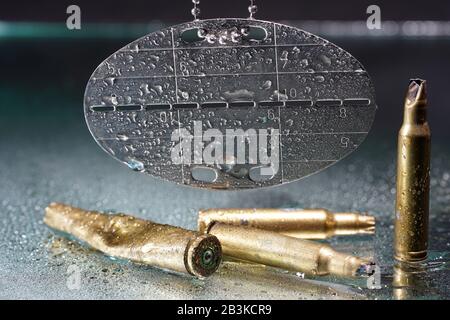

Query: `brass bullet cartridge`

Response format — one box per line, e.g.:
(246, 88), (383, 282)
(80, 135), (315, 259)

(394, 79), (430, 262)
(198, 208), (375, 239)
(44, 203), (222, 278)
(206, 222), (375, 278)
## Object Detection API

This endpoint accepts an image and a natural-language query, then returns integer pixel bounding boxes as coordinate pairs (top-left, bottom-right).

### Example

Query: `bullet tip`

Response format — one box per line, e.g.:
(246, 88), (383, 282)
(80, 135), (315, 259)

(407, 79), (427, 104)
(360, 214), (376, 226)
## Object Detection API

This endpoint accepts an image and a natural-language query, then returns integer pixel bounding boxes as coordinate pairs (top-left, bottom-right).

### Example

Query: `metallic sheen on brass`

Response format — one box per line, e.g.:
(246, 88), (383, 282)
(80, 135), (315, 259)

(198, 208), (375, 239)
(206, 222), (375, 278)
(392, 262), (427, 300)
(44, 203), (222, 277)
(394, 79), (430, 262)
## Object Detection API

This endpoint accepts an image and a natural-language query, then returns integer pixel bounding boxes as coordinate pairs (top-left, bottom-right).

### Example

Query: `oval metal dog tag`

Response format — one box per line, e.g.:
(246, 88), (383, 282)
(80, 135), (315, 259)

(84, 19), (377, 189)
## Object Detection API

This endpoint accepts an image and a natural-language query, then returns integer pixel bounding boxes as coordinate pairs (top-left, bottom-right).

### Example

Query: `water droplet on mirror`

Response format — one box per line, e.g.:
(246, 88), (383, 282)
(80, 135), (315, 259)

(126, 158), (145, 172)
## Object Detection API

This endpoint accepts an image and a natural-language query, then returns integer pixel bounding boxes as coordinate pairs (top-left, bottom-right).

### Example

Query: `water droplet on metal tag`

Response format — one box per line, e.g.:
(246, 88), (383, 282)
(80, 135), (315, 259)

(84, 19), (377, 190)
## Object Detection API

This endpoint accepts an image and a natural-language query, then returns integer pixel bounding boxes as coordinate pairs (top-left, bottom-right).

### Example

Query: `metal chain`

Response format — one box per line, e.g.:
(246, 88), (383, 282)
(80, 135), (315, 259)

(248, 0), (257, 19)
(191, 0), (257, 20)
(191, 0), (200, 21)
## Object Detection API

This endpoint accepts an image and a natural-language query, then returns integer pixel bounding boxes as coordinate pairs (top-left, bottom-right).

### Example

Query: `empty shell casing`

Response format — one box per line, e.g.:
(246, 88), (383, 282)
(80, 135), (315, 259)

(44, 203), (222, 277)
(198, 208), (375, 239)
(394, 79), (430, 262)
(206, 222), (375, 278)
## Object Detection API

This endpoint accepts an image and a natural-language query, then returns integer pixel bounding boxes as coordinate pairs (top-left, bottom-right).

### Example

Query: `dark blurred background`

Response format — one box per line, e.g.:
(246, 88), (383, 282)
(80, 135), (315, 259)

(2, 0), (450, 22)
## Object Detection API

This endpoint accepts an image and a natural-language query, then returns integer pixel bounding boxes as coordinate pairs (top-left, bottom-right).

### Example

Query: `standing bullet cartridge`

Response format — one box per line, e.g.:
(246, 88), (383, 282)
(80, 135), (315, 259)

(394, 79), (430, 262)
(44, 203), (222, 278)
(198, 208), (375, 239)
(206, 222), (375, 278)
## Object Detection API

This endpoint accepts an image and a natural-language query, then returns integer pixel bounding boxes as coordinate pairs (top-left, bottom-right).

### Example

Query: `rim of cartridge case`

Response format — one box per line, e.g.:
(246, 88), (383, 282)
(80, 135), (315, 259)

(184, 234), (222, 278)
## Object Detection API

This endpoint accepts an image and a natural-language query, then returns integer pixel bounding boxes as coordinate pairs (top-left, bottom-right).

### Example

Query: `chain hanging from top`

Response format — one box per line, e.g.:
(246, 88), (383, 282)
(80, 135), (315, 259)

(191, 0), (200, 20)
(248, 0), (257, 19)
(191, 0), (258, 20)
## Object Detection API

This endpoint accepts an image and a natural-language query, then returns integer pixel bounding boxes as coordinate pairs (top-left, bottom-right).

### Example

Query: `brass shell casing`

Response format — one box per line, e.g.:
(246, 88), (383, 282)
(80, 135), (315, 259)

(394, 79), (430, 262)
(198, 208), (375, 239)
(207, 222), (374, 278)
(44, 203), (222, 277)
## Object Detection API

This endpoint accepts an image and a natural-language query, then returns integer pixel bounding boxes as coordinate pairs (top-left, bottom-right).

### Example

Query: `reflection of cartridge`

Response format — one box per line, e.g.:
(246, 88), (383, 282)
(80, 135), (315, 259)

(198, 208), (375, 239)
(206, 222), (375, 278)
(393, 262), (427, 300)
(394, 79), (430, 262)
(44, 203), (222, 278)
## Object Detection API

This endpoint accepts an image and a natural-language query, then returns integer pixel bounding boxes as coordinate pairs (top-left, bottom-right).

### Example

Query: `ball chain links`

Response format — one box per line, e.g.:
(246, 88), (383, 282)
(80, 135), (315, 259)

(191, 0), (200, 20)
(190, 0), (258, 20)
(249, 0), (257, 19)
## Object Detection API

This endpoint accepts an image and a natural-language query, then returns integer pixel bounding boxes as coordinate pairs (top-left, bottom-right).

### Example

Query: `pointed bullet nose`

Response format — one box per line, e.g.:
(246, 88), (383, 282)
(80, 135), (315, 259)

(407, 78), (427, 104)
